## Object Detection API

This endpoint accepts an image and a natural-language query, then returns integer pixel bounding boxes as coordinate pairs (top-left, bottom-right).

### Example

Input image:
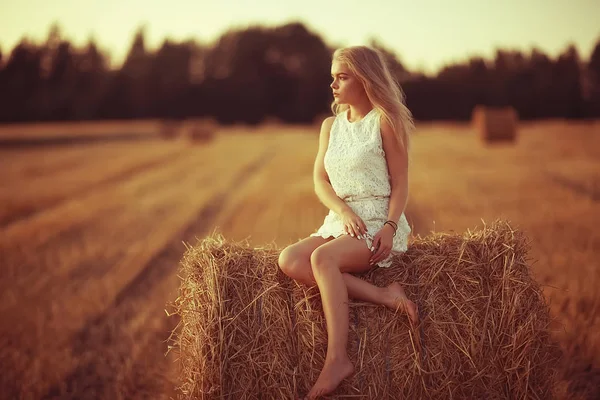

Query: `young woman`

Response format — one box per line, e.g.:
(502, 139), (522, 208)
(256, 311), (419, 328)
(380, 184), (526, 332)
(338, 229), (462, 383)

(277, 45), (419, 399)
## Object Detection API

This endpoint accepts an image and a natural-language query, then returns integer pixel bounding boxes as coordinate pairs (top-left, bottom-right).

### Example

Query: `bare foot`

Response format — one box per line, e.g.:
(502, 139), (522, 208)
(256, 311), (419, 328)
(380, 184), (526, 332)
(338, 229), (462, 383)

(304, 355), (354, 399)
(384, 282), (419, 326)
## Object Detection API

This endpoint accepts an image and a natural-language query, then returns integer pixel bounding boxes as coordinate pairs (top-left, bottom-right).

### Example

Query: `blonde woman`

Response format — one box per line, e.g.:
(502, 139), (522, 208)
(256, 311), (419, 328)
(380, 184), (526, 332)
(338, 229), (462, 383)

(278, 45), (419, 399)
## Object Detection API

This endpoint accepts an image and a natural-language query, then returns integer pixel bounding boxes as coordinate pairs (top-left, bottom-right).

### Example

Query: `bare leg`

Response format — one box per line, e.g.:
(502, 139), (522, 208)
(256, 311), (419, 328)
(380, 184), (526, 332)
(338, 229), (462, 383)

(279, 247), (418, 323)
(308, 271), (417, 322)
(278, 236), (419, 399)
(305, 244), (355, 399)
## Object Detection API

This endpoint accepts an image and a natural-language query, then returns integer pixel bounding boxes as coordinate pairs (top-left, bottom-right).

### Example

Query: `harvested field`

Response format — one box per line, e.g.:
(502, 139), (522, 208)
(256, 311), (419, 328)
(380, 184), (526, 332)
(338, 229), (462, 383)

(0, 119), (598, 399)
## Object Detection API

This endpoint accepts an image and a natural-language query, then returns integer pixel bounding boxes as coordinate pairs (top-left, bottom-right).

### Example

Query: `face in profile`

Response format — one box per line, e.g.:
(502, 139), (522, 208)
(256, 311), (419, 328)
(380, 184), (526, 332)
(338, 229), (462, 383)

(330, 59), (366, 106)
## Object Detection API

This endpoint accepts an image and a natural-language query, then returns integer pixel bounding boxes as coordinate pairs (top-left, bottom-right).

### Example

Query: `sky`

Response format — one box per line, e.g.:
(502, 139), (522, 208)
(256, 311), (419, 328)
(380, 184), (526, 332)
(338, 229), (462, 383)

(0, 0), (599, 75)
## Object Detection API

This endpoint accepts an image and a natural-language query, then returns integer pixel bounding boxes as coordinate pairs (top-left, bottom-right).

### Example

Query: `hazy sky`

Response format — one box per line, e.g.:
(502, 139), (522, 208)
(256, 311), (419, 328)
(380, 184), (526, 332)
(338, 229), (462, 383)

(1, 0), (598, 74)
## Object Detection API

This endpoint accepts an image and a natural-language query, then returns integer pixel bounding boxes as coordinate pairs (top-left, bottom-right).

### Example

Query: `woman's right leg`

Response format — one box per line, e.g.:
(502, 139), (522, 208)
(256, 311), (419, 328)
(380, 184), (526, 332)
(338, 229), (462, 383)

(278, 236), (406, 310)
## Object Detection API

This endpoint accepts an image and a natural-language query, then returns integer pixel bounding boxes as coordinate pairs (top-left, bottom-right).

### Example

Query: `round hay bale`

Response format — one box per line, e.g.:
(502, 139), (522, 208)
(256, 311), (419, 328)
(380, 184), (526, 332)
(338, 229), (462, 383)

(184, 118), (217, 144)
(169, 220), (560, 399)
(188, 125), (215, 143)
(472, 106), (518, 144)
(160, 120), (182, 140)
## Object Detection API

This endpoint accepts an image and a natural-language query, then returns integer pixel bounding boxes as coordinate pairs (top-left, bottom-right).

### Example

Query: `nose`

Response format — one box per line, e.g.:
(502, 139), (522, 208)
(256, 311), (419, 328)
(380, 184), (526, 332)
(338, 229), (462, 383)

(330, 80), (338, 90)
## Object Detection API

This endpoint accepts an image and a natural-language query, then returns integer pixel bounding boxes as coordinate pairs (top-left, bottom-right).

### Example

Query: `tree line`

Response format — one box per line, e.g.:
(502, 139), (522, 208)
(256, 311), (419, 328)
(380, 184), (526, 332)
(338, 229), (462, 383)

(0, 22), (598, 124)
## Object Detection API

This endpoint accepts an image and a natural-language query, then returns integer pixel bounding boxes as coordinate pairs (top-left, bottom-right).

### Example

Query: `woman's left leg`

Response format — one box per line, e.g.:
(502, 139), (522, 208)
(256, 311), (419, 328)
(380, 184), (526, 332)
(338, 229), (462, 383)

(304, 234), (394, 399)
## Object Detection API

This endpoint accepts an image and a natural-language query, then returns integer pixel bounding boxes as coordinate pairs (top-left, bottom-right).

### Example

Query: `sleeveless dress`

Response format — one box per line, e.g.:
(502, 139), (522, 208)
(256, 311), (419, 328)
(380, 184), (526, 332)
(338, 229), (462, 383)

(309, 108), (411, 269)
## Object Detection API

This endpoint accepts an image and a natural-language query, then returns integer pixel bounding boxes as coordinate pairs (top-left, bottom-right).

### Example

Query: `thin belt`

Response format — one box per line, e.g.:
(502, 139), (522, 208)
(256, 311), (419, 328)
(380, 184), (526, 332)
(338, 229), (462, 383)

(343, 195), (389, 202)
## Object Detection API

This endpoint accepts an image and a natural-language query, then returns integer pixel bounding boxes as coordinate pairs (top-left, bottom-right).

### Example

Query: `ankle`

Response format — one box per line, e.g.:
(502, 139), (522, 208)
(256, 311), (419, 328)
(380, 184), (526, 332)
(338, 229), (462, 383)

(325, 352), (351, 364)
(381, 286), (397, 308)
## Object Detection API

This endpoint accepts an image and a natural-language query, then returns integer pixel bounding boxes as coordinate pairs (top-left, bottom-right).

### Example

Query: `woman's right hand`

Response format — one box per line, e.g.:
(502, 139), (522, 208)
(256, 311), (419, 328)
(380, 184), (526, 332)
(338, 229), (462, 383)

(340, 208), (368, 239)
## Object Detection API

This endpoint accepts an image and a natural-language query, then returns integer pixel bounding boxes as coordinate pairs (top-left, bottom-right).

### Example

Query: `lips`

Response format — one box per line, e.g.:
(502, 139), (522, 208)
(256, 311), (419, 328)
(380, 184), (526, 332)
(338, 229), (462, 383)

(333, 93), (339, 97)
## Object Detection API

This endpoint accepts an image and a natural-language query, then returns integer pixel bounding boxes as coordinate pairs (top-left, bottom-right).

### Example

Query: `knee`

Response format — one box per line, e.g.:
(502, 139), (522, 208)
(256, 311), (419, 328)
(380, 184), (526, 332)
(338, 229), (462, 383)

(310, 247), (336, 275)
(278, 247), (304, 277)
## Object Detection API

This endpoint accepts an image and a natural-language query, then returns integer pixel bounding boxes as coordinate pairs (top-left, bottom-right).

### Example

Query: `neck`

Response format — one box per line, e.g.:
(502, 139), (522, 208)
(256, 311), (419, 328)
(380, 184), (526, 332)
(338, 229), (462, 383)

(347, 100), (373, 122)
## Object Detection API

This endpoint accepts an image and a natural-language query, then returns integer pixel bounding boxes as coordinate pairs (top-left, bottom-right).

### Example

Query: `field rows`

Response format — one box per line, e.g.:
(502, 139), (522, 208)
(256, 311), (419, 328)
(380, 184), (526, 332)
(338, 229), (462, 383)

(0, 140), (192, 226)
(0, 133), (280, 398)
(0, 120), (599, 399)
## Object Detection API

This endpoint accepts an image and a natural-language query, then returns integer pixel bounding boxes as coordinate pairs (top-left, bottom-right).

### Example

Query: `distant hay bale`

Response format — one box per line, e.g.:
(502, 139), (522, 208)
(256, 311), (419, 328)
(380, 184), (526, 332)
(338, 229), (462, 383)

(160, 120), (182, 140)
(188, 126), (215, 143)
(169, 220), (560, 399)
(184, 118), (217, 144)
(472, 106), (518, 144)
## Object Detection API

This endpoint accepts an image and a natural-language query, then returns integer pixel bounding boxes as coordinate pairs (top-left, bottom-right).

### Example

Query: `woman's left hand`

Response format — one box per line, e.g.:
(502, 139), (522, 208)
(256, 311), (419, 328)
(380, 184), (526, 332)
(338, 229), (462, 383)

(369, 224), (395, 266)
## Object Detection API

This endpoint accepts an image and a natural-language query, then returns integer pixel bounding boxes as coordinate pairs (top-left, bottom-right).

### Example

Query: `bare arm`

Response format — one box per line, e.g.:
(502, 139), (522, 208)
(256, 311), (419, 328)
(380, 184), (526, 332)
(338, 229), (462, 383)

(380, 118), (409, 224)
(313, 117), (352, 216)
(368, 118), (410, 263)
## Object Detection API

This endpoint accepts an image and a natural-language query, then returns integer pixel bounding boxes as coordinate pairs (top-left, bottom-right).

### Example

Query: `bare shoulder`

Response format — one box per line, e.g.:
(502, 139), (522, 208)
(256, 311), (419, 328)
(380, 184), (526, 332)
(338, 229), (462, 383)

(320, 116), (336, 135)
(379, 115), (408, 167)
(380, 117), (406, 151)
(314, 116), (336, 182)
(317, 116), (336, 146)
(379, 116), (395, 141)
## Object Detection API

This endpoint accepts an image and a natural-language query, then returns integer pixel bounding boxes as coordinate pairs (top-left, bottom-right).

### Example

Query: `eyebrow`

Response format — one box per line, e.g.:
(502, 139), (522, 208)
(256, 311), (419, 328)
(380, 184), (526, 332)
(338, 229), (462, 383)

(331, 72), (349, 77)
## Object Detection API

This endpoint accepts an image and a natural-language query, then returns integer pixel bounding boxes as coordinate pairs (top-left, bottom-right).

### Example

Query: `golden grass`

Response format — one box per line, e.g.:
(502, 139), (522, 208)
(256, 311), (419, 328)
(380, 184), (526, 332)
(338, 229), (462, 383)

(0, 132), (278, 398)
(0, 119), (163, 139)
(0, 140), (188, 225)
(170, 220), (559, 399)
(0, 118), (598, 399)
(208, 131), (323, 245)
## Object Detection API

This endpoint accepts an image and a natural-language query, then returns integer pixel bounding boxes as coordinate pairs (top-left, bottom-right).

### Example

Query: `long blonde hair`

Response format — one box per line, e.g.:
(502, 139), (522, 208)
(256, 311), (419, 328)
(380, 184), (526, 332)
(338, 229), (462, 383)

(331, 46), (415, 152)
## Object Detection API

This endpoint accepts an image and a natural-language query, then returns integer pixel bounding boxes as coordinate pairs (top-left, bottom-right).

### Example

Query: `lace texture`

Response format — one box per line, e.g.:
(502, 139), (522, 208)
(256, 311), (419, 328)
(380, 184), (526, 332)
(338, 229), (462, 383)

(310, 108), (411, 268)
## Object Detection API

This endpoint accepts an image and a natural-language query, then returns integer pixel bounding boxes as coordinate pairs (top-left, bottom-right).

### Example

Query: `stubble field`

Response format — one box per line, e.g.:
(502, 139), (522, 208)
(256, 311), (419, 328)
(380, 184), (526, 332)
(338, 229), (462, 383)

(0, 119), (598, 399)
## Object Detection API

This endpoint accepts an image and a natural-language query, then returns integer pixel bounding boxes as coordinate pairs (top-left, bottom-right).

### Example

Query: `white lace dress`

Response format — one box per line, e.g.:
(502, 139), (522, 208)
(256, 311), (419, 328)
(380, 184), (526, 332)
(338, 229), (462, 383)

(309, 108), (411, 268)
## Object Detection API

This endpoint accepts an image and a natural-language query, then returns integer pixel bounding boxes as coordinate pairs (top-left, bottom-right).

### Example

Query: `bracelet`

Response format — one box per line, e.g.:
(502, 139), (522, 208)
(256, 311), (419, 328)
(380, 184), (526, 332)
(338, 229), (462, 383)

(384, 220), (398, 231)
(384, 221), (398, 236)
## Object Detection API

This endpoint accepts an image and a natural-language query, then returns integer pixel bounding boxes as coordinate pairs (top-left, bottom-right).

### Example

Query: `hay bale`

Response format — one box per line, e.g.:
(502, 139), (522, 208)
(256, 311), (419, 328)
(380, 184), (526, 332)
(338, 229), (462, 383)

(169, 220), (560, 399)
(184, 118), (217, 143)
(472, 106), (518, 144)
(160, 120), (182, 140)
(188, 126), (215, 143)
